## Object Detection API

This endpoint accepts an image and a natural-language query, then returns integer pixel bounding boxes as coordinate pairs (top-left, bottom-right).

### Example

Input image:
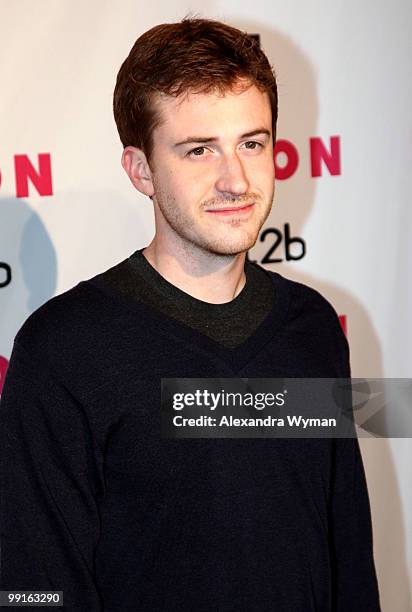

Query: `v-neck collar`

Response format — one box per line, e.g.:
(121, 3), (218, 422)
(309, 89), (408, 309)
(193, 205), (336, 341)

(87, 269), (291, 373)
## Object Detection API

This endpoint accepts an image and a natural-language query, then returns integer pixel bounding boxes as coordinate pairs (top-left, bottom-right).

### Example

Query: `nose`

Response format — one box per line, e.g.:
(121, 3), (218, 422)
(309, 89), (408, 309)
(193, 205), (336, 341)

(214, 152), (250, 197)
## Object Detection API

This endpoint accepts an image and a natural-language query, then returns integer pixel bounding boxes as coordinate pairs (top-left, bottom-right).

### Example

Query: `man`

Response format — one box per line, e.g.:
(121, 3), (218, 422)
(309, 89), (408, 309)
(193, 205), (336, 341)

(0, 17), (380, 611)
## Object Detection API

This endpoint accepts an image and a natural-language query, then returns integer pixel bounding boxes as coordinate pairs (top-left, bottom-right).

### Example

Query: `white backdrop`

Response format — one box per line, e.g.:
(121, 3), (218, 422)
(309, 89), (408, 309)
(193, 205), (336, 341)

(1, 1), (411, 609)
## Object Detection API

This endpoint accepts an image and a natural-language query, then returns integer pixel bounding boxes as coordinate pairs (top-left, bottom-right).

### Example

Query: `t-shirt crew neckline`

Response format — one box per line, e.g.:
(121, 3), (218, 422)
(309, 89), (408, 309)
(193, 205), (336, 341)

(88, 252), (292, 372)
(128, 248), (256, 319)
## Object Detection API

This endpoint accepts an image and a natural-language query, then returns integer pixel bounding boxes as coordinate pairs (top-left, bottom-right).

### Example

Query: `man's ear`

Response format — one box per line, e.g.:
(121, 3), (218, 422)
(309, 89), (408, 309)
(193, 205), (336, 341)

(121, 146), (155, 198)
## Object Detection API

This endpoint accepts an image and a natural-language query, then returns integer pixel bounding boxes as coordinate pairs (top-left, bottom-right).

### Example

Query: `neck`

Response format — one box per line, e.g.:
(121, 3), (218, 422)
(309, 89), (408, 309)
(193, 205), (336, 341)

(142, 238), (247, 304)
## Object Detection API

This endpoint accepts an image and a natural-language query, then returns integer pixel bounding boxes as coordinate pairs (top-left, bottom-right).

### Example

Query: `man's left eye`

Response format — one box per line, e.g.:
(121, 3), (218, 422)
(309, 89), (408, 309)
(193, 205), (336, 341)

(243, 141), (262, 150)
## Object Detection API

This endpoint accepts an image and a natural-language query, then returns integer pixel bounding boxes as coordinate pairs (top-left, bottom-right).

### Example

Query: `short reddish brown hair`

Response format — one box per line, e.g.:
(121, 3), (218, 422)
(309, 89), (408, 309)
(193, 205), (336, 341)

(113, 17), (278, 165)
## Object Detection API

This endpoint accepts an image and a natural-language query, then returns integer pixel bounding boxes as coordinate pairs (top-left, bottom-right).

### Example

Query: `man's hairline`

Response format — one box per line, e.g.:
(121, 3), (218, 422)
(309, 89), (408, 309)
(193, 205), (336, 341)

(147, 83), (273, 158)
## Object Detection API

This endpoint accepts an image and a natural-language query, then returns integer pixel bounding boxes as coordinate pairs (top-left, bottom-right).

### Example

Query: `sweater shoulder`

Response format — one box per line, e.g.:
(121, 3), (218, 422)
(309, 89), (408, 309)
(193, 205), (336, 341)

(13, 259), (131, 368)
(267, 270), (343, 328)
(266, 270), (350, 375)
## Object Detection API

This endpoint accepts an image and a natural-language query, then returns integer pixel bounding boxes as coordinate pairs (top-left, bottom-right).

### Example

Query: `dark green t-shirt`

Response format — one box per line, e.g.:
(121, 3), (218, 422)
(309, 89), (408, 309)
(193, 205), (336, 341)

(101, 248), (274, 349)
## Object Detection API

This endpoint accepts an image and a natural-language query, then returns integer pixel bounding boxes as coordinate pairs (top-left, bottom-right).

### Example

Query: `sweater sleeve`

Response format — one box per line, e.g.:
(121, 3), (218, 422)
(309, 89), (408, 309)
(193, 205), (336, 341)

(329, 325), (381, 610)
(329, 436), (381, 611)
(0, 340), (104, 611)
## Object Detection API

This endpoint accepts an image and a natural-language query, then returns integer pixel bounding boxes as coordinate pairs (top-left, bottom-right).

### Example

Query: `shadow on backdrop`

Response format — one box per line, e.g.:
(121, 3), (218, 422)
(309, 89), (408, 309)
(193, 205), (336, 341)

(0, 195), (57, 358)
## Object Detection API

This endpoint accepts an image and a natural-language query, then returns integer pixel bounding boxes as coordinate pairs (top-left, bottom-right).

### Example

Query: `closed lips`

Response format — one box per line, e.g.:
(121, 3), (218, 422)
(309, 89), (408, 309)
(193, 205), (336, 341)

(206, 203), (255, 211)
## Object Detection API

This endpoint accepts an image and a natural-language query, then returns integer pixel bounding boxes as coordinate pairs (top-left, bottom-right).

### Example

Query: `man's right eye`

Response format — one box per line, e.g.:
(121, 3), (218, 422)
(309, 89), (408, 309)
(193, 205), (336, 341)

(186, 147), (207, 157)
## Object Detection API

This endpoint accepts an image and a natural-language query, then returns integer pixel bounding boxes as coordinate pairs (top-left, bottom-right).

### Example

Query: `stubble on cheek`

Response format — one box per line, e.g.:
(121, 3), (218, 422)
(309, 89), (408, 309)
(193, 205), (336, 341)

(151, 169), (274, 255)
(151, 174), (199, 240)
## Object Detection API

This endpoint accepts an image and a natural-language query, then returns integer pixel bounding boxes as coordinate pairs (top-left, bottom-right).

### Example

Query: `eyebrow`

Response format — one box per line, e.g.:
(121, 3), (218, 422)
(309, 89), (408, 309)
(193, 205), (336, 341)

(173, 128), (271, 148)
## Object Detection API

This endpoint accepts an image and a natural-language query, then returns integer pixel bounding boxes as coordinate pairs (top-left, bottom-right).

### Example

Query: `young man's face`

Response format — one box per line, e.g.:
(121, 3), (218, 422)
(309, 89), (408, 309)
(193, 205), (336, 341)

(147, 81), (275, 256)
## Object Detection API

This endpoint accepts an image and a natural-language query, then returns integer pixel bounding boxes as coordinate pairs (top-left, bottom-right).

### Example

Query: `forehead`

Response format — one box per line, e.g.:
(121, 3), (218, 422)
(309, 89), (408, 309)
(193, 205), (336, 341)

(153, 83), (272, 141)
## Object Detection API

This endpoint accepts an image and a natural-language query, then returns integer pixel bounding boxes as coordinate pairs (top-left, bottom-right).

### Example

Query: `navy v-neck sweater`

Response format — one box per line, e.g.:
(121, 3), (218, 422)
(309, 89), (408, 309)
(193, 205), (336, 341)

(100, 248), (276, 349)
(0, 261), (380, 611)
